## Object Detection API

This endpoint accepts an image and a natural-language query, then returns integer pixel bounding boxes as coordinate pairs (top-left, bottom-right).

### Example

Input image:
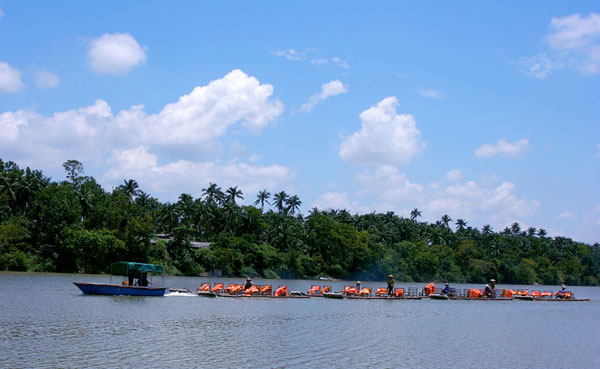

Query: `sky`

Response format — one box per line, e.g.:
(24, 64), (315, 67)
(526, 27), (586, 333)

(0, 2), (599, 244)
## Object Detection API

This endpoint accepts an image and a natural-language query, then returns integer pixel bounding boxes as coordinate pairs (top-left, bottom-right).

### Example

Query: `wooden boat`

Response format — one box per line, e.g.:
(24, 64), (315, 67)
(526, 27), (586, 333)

(343, 295), (422, 300)
(197, 291), (217, 298)
(74, 262), (167, 297)
(514, 295), (534, 301)
(322, 292), (344, 299)
(449, 296), (514, 301)
(429, 293), (449, 300)
(533, 297), (590, 302)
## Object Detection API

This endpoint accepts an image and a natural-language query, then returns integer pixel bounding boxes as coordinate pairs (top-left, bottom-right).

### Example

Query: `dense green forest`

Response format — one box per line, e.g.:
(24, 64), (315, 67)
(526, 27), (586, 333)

(1, 159), (599, 285)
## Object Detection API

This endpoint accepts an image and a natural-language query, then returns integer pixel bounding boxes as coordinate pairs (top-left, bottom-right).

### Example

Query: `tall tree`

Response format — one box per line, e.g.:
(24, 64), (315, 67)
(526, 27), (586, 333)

(225, 186), (244, 204)
(286, 194), (302, 215)
(254, 189), (271, 211)
(273, 191), (288, 214)
(441, 214), (452, 228)
(410, 208), (422, 221)
(119, 179), (140, 202)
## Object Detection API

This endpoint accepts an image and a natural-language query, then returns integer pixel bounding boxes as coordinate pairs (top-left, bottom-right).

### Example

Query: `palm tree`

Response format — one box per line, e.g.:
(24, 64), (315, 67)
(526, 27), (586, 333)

(537, 228), (547, 238)
(455, 218), (467, 232)
(481, 224), (493, 235)
(410, 208), (422, 221)
(285, 194), (302, 215)
(254, 189), (271, 210)
(510, 222), (521, 236)
(119, 179), (140, 202)
(441, 214), (452, 228)
(202, 183), (224, 205)
(273, 191), (288, 214)
(225, 186), (244, 204)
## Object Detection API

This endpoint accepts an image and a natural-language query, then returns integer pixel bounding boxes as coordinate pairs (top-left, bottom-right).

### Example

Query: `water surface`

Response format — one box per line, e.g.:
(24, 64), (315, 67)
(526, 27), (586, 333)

(1, 273), (599, 369)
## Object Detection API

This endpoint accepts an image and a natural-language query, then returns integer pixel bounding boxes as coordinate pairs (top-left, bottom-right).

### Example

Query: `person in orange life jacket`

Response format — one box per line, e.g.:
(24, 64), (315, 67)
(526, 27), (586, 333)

(441, 283), (452, 295)
(556, 284), (567, 298)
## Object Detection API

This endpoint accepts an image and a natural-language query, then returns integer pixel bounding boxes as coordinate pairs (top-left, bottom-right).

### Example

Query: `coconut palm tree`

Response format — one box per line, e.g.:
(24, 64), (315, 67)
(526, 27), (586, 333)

(202, 183), (224, 205)
(481, 224), (493, 235)
(119, 179), (140, 202)
(410, 208), (422, 221)
(254, 189), (271, 210)
(273, 191), (288, 214)
(225, 186), (244, 204)
(455, 218), (467, 232)
(285, 194), (302, 215)
(441, 214), (452, 228)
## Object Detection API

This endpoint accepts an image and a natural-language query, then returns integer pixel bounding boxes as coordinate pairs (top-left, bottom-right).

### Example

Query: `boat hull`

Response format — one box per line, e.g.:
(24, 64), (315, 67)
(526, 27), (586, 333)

(74, 282), (166, 296)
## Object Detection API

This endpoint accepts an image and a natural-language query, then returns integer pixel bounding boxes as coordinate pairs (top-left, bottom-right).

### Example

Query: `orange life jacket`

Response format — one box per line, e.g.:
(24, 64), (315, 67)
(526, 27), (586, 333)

(198, 283), (210, 291)
(395, 288), (405, 297)
(518, 290), (529, 296)
(344, 286), (359, 295)
(275, 286), (288, 297)
(321, 286), (331, 293)
(376, 287), (387, 296)
(531, 290), (541, 297)
(360, 288), (371, 296)
(260, 285), (272, 295)
(212, 283), (224, 292)
(308, 285), (321, 295)
(244, 285), (259, 295)
(424, 283), (435, 296)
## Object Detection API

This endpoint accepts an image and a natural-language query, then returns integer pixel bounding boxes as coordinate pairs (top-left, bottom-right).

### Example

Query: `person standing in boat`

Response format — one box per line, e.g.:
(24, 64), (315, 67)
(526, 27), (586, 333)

(441, 283), (452, 295)
(490, 279), (496, 290)
(387, 275), (394, 296)
(243, 277), (253, 290)
(356, 281), (361, 292)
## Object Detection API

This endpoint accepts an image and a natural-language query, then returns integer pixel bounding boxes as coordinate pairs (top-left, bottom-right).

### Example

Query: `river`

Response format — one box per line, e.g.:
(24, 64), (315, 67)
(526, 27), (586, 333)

(1, 272), (599, 369)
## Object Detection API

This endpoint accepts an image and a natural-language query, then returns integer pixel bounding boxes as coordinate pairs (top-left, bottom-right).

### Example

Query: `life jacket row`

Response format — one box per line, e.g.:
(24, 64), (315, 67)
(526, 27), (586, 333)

(501, 288), (572, 299)
(198, 283), (288, 296)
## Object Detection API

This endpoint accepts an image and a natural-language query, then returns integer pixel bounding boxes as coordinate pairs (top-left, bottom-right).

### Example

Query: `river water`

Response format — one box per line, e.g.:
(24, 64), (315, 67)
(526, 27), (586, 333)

(1, 272), (599, 369)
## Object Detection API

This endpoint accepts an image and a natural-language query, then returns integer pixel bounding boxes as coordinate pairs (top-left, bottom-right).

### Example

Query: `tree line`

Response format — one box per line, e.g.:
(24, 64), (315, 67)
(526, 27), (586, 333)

(1, 159), (599, 285)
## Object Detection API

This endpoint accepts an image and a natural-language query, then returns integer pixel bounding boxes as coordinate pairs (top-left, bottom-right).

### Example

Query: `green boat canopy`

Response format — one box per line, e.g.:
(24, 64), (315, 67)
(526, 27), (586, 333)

(110, 262), (164, 276)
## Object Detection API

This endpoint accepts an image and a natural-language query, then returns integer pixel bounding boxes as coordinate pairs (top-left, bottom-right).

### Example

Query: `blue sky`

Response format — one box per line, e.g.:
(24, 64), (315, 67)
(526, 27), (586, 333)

(1, 2), (599, 243)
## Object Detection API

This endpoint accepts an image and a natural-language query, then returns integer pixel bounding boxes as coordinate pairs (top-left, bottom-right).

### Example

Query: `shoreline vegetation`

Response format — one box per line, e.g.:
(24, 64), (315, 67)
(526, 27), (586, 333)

(1, 159), (599, 286)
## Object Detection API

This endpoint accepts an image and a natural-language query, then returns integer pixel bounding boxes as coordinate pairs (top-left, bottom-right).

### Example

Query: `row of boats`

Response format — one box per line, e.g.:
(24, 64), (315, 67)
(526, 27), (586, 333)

(170, 282), (589, 302)
(73, 262), (589, 302)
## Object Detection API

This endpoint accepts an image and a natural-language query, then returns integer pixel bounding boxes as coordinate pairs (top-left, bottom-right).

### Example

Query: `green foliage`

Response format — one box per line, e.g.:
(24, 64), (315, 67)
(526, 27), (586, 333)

(0, 158), (599, 286)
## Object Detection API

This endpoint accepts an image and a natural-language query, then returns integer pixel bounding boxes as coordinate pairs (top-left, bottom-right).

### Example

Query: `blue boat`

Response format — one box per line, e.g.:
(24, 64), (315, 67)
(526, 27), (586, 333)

(74, 261), (167, 296)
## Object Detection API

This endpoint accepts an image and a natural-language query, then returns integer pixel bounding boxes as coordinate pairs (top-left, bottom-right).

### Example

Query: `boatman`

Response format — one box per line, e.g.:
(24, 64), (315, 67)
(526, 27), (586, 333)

(556, 284), (567, 298)
(387, 275), (394, 296)
(441, 283), (452, 295)
(243, 277), (253, 290)
(490, 278), (496, 290)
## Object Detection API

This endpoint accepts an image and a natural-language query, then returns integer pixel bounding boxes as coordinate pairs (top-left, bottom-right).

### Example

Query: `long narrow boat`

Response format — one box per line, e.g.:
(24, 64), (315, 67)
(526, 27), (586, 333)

(533, 297), (590, 302)
(343, 295), (422, 300)
(74, 262), (167, 297)
(215, 293), (310, 299)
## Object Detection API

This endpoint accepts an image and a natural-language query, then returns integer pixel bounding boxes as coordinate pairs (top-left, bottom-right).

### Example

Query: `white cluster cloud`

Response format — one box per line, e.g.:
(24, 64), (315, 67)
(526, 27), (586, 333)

(104, 146), (295, 199)
(547, 12), (600, 74)
(0, 62), (25, 94)
(35, 70), (60, 89)
(516, 12), (600, 77)
(0, 69), (290, 199)
(87, 33), (147, 75)
(339, 97), (426, 166)
(274, 48), (350, 70)
(419, 89), (446, 99)
(300, 80), (348, 112)
(475, 138), (530, 158)
(313, 165), (540, 232)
